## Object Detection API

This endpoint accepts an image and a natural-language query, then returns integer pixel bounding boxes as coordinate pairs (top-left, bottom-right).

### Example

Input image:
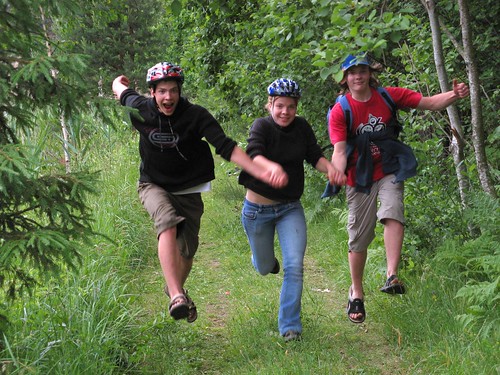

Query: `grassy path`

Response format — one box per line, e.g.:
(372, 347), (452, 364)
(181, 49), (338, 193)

(128, 167), (410, 374)
(3, 146), (495, 374)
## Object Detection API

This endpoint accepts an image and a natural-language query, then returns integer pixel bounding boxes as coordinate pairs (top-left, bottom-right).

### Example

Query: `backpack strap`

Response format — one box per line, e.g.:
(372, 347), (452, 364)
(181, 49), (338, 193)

(326, 95), (352, 143)
(376, 87), (397, 115)
(336, 95), (353, 133)
(376, 87), (402, 136)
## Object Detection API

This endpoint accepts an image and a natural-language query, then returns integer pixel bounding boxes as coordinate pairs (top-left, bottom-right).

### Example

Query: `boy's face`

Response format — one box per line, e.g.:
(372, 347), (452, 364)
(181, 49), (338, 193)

(346, 65), (371, 90)
(151, 80), (180, 116)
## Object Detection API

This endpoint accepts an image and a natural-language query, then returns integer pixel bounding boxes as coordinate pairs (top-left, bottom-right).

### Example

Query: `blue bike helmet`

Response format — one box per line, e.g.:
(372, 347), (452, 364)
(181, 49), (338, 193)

(267, 78), (302, 98)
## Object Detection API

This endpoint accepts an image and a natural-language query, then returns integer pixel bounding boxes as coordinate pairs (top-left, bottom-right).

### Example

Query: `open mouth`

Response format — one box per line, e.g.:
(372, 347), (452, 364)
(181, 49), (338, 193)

(163, 103), (174, 112)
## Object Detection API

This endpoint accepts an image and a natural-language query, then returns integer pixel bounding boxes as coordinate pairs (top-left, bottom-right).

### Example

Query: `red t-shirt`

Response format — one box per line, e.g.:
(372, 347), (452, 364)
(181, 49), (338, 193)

(329, 87), (422, 187)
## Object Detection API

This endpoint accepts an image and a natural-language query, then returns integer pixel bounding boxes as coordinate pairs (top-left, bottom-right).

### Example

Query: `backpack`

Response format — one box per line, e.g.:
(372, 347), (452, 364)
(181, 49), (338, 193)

(326, 87), (397, 135)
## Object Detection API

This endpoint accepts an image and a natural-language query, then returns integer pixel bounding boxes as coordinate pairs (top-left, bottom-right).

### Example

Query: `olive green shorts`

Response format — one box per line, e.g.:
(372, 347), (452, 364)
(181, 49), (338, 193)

(137, 182), (204, 258)
(346, 174), (404, 253)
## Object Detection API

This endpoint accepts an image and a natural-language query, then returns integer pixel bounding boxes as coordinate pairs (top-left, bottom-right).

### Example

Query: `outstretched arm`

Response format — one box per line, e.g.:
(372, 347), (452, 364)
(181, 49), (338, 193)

(230, 147), (288, 189)
(112, 75), (130, 100)
(417, 79), (469, 111)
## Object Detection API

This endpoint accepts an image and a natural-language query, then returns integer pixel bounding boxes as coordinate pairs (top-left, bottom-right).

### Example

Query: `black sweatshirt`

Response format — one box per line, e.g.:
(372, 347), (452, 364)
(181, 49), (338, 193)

(120, 88), (237, 192)
(238, 116), (324, 201)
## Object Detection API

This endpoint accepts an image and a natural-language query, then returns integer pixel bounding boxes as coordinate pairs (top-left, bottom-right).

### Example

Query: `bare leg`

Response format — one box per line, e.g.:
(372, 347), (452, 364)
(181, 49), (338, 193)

(383, 219), (404, 278)
(158, 227), (193, 298)
(348, 249), (367, 321)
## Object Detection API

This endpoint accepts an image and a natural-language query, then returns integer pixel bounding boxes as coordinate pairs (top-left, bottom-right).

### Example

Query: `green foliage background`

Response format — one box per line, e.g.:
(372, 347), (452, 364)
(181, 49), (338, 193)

(0, 0), (498, 372)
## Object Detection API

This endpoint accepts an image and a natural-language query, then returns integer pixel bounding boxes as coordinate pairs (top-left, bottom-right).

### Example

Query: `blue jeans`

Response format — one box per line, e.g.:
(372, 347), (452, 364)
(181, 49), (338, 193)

(241, 199), (307, 335)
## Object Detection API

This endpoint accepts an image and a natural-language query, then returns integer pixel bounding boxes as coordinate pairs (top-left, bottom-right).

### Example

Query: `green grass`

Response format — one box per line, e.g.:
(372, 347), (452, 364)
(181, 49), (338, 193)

(1, 140), (498, 374)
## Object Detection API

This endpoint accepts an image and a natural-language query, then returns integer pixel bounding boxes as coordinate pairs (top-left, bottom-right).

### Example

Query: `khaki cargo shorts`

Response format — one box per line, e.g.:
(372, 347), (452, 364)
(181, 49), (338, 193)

(346, 174), (404, 252)
(137, 182), (204, 258)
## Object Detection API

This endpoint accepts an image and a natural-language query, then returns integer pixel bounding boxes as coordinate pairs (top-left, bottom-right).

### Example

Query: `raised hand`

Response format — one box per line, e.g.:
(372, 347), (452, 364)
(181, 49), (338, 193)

(115, 75), (130, 87)
(453, 79), (470, 99)
(112, 75), (130, 99)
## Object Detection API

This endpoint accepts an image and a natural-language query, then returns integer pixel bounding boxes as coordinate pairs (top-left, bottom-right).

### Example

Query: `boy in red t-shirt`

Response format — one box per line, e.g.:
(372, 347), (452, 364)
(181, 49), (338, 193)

(328, 53), (469, 324)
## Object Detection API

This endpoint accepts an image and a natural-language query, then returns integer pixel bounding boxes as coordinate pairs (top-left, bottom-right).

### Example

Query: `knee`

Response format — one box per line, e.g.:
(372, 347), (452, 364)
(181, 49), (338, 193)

(256, 269), (268, 276)
(283, 264), (303, 279)
(158, 227), (177, 242)
(255, 263), (273, 276)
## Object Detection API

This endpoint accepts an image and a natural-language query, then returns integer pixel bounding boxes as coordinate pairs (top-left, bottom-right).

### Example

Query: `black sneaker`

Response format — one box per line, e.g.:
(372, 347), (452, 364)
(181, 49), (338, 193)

(283, 330), (301, 342)
(270, 257), (280, 274)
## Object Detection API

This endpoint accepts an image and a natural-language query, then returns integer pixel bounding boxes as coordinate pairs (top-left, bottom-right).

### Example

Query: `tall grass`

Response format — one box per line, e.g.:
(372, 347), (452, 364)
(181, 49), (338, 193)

(1, 254), (142, 374)
(0, 124), (146, 373)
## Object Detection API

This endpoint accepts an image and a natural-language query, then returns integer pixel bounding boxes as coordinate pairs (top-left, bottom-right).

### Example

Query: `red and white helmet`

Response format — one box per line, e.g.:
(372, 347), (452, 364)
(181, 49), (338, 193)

(146, 62), (184, 87)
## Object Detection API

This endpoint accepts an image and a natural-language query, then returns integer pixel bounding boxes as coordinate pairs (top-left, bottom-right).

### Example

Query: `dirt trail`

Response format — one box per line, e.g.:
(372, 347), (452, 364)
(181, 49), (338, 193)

(132, 186), (409, 374)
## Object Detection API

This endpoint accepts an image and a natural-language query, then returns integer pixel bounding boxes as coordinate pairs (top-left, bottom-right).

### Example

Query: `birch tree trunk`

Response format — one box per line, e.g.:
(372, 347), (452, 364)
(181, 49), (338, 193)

(457, 0), (497, 198)
(421, 0), (471, 208)
(40, 6), (71, 173)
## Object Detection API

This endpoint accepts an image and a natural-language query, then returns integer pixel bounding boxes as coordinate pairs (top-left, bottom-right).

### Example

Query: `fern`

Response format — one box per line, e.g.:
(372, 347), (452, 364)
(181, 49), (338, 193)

(435, 192), (500, 339)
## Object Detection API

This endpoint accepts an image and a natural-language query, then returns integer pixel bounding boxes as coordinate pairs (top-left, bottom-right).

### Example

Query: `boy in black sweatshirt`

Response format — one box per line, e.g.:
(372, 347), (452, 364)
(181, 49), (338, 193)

(112, 62), (287, 322)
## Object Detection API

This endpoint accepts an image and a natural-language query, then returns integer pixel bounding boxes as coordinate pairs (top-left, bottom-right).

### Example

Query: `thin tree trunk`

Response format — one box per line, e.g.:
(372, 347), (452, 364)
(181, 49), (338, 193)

(422, 0), (471, 209)
(457, 0), (497, 198)
(59, 115), (71, 173)
(39, 6), (71, 173)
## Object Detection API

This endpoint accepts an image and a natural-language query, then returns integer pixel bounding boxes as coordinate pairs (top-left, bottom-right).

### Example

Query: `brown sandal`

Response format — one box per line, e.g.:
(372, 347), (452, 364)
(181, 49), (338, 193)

(165, 286), (197, 323)
(184, 290), (198, 323)
(168, 294), (189, 320)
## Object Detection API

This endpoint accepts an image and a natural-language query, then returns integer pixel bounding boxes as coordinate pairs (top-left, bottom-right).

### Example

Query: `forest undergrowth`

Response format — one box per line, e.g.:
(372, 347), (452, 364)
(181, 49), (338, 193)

(1, 143), (497, 374)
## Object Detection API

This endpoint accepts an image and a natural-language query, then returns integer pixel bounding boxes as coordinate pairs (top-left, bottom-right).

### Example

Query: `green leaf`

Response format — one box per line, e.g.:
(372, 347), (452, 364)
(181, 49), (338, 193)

(334, 69), (344, 83)
(400, 16), (411, 29)
(382, 12), (394, 23)
(390, 31), (402, 42)
(320, 66), (335, 80)
(312, 60), (327, 68)
(372, 39), (387, 51)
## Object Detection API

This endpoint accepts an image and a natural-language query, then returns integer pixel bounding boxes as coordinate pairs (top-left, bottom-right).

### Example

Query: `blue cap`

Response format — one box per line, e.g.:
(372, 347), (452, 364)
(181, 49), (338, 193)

(341, 54), (370, 71)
